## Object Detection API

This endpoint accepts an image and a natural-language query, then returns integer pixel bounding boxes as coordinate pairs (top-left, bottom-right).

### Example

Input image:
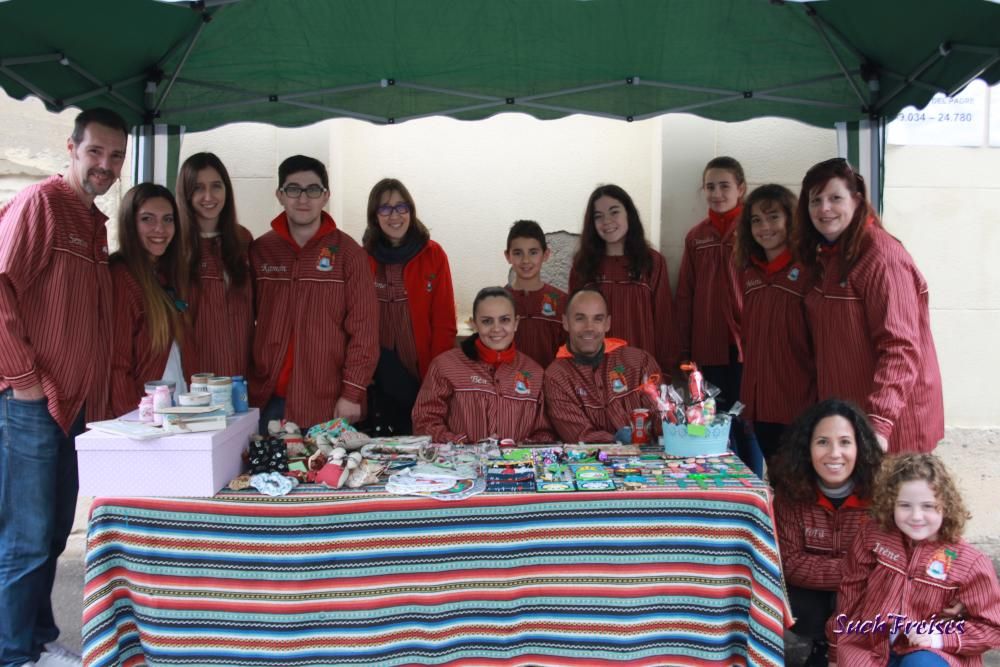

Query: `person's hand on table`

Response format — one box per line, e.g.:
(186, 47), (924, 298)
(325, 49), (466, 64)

(13, 384), (45, 401)
(334, 397), (362, 423)
(876, 434), (889, 452)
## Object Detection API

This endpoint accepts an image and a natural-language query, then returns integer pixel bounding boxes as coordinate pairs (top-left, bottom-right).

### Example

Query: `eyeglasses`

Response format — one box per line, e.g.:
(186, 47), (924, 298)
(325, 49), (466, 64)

(376, 203), (411, 217)
(280, 184), (327, 199)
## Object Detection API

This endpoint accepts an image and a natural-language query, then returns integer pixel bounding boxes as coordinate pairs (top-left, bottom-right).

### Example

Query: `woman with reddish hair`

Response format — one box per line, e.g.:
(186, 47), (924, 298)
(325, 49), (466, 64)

(796, 158), (943, 454)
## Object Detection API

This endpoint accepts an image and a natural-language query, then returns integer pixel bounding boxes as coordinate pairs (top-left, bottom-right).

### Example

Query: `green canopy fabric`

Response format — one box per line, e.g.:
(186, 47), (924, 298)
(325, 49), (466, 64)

(1, 0), (998, 131)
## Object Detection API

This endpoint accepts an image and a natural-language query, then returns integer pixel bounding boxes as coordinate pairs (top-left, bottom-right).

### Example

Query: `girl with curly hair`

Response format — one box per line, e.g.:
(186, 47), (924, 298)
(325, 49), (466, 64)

(568, 184), (674, 374)
(827, 454), (1000, 667)
(772, 399), (885, 666)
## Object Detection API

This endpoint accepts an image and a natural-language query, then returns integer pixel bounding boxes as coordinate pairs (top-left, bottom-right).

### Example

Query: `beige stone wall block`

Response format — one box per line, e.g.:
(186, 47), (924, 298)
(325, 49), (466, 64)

(931, 308), (995, 427)
(883, 187), (1000, 309)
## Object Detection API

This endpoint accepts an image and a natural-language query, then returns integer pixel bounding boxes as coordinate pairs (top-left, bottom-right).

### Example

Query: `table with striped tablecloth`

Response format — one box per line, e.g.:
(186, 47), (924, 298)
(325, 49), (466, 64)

(83, 487), (791, 667)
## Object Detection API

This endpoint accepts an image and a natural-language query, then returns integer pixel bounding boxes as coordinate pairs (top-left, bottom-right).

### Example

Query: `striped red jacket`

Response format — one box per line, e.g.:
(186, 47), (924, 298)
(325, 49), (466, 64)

(412, 345), (553, 443)
(675, 218), (743, 367)
(109, 261), (173, 416)
(507, 282), (567, 369)
(543, 339), (661, 443)
(774, 489), (871, 591)
(183, 229), (254, 379)
(738, 252), (816, 424)
(569, 250), (675, 375)
(828, 521), (1000, 666)
(805, 226), (944, 453)
(367, 239), (457, 380)
(249, 212), (378, 428)
(0, 175), (113, 431)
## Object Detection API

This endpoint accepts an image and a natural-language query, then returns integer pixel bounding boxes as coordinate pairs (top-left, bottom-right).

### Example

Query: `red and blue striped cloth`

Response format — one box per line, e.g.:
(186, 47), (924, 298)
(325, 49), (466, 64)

(83, 487), (790, 666)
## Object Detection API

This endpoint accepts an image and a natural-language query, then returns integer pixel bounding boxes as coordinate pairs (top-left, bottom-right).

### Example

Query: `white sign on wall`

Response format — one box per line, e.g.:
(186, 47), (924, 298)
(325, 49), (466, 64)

(887, 79), (987, 147)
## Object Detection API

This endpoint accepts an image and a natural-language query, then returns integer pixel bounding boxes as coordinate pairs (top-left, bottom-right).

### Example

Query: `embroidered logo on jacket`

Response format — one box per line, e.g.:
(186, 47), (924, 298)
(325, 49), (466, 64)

(425, 272), (436, 292)
(317, 245), (338, 271)
(514, 370), (531, 395)
(609, 364), (628, 393)
(788, 267), (800, 282)
(926, 547), (957, 581)
(541, 292), (559, 317)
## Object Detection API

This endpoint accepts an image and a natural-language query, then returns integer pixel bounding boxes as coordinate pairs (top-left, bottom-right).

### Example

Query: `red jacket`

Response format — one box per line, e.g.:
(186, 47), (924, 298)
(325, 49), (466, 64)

(412, 346), (553, 443)
(738, 252), (816, 424)
(828, 521), (1000, 666)
(367, 239), (456, 379)
(543, 338), (661, 443)
(183, 228), (254, 379)
(774, 489), (870, 591)
(249, 212), (378, 428)
(109, 261), (173, 416)
(568, 250), (675, 375)
(507, 282), (567, 369)
(806, 226), (944, 453)
(0, 175), (113, 431)
(675, 218), (743, 367)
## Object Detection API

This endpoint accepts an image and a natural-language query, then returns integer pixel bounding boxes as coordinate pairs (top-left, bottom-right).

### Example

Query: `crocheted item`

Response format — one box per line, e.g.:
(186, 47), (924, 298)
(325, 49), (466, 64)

(250, 472), (298, 496)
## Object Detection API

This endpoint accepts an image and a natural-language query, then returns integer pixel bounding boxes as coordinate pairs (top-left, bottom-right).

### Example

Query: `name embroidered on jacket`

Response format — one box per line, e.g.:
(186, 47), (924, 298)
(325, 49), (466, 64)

(470, 375), (490, 385)
(260, 263), (289, 273)
(874, 542), (902, 562)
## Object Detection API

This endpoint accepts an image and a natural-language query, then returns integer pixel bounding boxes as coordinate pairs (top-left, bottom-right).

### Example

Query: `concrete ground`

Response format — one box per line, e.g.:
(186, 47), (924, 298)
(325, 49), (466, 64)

(53, 428), (1000, 663)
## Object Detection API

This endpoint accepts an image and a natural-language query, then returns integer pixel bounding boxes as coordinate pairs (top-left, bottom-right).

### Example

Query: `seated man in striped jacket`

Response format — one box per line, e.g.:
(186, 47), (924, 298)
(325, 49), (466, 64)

(543, 289), (661, 444)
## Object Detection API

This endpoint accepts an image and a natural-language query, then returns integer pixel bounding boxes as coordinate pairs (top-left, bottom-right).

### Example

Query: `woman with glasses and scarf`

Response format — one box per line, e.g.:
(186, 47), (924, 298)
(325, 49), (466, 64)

(363, 178), (457, 435)
(796, 158), (943, 454)
(110, 183), (190, 415)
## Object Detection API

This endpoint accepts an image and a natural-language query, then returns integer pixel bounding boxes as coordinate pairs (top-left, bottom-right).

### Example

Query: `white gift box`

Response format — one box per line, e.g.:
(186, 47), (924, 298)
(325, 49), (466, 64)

(75, 408), (258, 497)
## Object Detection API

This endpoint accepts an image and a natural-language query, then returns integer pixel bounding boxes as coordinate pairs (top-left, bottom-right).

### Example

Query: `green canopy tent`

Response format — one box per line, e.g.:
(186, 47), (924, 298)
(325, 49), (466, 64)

(1, 0), (999, 201)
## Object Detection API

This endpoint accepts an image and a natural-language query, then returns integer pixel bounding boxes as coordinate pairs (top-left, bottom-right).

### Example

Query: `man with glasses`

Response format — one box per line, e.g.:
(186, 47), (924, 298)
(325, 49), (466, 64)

(0, 107), (127, 667)
(248, 155), (377, 431)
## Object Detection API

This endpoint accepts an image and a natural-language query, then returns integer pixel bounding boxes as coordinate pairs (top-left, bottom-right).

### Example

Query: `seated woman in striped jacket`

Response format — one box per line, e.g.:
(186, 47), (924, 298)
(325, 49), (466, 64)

(412, 287), (553, 444)
(771, 399), (885, 667)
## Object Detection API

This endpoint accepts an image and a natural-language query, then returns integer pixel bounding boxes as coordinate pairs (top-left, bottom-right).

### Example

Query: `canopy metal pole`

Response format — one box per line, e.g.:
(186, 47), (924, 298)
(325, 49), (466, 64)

(154, 7), (214, 116)
(804, 7), (868, 107)
(63, 74), (147, 107)
(0, 66), (56, 106)
(875, 45), (948, 113)
(62, 59), (144, 114)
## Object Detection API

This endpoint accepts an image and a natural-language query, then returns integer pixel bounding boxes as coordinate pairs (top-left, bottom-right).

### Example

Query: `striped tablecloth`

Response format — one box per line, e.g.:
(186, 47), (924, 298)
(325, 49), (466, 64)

(83, 487), (791, 667)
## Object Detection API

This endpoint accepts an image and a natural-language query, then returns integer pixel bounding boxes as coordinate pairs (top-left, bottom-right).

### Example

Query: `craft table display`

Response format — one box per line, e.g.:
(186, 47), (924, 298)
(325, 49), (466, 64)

(82, 478), (790, 667)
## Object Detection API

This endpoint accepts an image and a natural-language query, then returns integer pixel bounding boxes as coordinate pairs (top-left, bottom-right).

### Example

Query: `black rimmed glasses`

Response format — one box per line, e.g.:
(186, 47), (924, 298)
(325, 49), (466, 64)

(280, 184), (328, 199)
(376, 202), (411, 217)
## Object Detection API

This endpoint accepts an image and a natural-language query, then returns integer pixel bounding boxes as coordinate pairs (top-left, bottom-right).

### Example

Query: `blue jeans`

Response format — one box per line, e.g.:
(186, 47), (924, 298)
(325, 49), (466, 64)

(888, 650), (949, 667)
(0, 390), (85, 667)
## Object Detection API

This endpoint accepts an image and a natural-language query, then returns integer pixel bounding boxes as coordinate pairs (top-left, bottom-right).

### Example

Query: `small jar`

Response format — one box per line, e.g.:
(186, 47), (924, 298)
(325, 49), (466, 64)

(231, 376), (249, 414)
(144, 380), (176, 406)
(207, 376), (234, 416)
(138, 395), (154, 423)
(190, 373), (213, 395)
(151, 385), (172, 426)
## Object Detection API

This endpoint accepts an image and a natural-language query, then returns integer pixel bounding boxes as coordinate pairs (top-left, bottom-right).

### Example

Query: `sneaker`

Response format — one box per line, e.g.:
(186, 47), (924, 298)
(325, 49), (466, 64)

(802, 639), (828, 667)
(36, 644), (81, 667)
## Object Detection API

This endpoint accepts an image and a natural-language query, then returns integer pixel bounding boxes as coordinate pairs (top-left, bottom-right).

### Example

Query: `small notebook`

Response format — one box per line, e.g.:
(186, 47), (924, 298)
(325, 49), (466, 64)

(85, 419), (166, 441)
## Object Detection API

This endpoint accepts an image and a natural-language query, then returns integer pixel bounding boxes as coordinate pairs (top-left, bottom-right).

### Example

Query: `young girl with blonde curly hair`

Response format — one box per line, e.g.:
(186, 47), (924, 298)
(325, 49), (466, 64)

(828, 454), (1000, 667)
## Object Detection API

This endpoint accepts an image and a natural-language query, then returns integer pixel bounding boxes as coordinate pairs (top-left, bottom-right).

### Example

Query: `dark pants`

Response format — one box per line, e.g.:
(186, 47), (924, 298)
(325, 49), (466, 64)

(0, 390), (86, 667)
(361, 348), (420, 437)
(701, 344), (742, 413)
(259, 395), (286, 436)
(788, 585), (836, 641)
(754, 421), (787, 469)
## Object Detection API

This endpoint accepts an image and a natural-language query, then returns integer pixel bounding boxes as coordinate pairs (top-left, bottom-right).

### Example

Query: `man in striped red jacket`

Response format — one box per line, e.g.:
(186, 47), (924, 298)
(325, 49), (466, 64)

(248, 155), (378, 431)
(544, 289), (661, 443)
(0, 108), (128, 667)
